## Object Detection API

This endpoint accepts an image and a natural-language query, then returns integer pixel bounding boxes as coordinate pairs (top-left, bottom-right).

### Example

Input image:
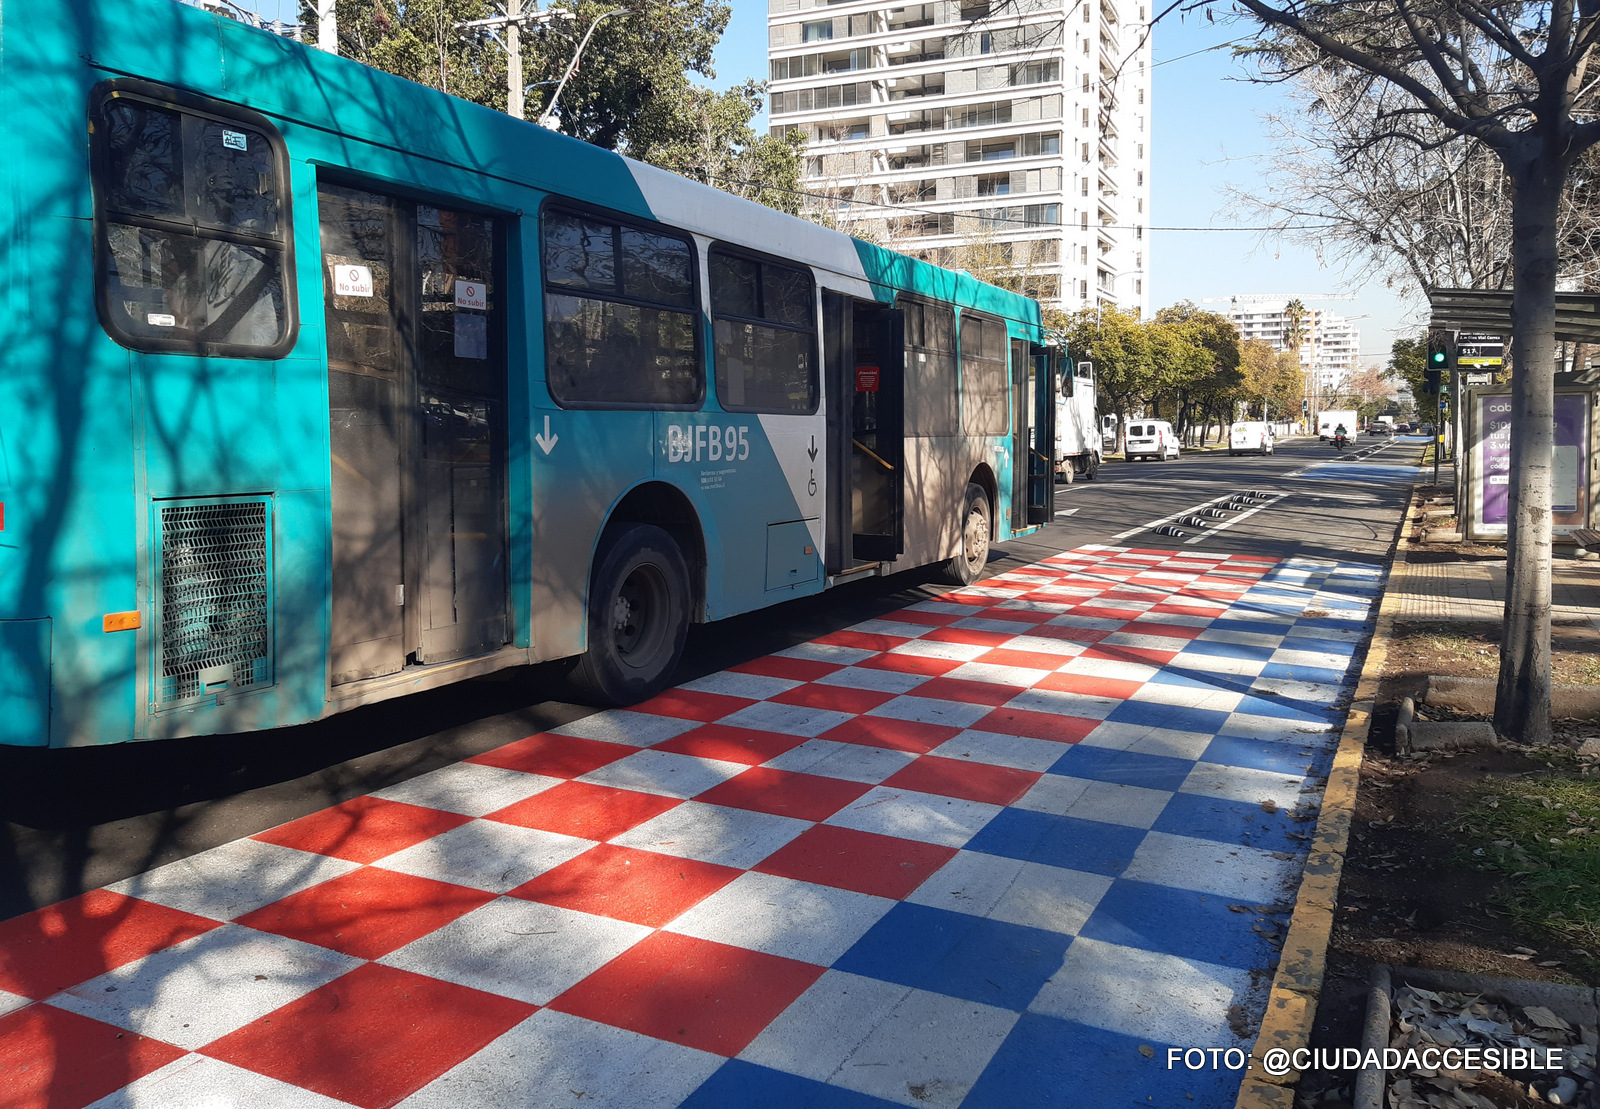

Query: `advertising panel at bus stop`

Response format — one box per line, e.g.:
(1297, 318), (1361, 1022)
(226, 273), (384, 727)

(1471, 391), (1591, 539)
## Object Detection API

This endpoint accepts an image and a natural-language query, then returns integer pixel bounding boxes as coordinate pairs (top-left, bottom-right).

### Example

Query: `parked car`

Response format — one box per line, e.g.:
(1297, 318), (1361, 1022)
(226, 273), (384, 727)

(1228, 422), (1274, 456)
(1125, 420), (1180, 461)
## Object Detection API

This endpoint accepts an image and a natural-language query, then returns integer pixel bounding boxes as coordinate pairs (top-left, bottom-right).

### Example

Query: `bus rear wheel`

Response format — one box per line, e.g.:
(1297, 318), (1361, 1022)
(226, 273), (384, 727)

(570, 524), (690, 705)
(941, 484), (990, 586)
(1083, 452), (1099, 480)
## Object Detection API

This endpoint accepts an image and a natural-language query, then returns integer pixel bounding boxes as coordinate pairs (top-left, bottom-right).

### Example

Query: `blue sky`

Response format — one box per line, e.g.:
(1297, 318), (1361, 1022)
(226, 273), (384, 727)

(237, 0), (1413, 362)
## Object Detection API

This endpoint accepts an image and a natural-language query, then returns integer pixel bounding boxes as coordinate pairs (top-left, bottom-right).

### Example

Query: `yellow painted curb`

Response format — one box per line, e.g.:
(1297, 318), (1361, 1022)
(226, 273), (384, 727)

(1233, 487), (1420, 1105)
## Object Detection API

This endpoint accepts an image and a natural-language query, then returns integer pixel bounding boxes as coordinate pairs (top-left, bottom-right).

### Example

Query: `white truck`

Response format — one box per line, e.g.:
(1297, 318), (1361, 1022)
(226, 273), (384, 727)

(1317, 409), (1358, 441)
(1056, 360), (1103, 480)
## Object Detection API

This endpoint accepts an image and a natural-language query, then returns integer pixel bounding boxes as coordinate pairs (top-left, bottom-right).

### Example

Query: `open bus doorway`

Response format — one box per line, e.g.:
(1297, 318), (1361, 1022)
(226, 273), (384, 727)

(822, 295), (904, 571)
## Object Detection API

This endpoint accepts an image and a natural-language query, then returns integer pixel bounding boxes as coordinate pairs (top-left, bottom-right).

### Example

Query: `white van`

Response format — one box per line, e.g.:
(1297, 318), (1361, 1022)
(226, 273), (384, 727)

(1125, 420), (1179, 461)
(1229, 422), (1274, 456)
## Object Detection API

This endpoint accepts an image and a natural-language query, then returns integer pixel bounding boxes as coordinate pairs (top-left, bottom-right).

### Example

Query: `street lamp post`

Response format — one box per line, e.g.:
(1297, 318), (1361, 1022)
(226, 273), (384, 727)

(536, 8), (631, 131)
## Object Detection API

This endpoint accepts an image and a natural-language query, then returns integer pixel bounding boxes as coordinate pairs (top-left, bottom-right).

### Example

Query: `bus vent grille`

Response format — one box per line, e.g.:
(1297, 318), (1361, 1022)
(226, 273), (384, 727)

(156, 498), (273, 706)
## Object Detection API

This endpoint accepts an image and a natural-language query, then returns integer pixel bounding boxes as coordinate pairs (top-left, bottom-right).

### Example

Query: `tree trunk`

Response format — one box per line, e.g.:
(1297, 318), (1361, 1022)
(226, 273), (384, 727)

(1494, 148), (1562, 744)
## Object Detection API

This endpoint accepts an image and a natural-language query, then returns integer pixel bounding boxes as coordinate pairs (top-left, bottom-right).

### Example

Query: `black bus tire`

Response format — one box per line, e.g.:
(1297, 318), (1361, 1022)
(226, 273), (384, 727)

(569, 524), (690, 705)
(941, 484), (991, 586)
(1084, 453), (1099, 480)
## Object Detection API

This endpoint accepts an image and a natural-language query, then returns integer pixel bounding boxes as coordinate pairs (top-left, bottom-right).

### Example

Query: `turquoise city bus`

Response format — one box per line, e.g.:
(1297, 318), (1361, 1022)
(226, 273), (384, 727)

(0, 0), (1060, 747)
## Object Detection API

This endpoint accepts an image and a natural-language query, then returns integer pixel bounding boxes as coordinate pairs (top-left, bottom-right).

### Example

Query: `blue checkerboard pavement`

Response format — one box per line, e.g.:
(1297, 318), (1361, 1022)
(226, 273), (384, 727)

(0, 544), (1382, 1109)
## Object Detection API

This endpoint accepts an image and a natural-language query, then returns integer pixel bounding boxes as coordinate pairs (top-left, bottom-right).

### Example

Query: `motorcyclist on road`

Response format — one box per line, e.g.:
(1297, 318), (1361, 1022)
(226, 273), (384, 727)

(1333, 422), (1349, 450)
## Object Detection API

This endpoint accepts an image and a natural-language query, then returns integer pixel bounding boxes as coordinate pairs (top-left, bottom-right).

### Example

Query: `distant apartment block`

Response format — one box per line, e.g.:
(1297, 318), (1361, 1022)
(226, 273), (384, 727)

(766, 0), (1152, 313)
(1226, 299), (1362, 397)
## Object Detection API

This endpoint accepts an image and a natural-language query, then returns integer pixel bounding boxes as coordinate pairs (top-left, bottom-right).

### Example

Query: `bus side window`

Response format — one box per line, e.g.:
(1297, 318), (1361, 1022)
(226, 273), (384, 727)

(708, 248), (817, 413)
(92, 88), (295, 357)
(542, 207), (701, 408)
(960, 312), (1008, 436)
(903, 299), (957, 436)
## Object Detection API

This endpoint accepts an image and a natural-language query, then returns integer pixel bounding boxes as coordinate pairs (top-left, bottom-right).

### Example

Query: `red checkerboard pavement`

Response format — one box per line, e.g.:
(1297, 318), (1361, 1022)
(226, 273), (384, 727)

(0, 545), (1380, 1109)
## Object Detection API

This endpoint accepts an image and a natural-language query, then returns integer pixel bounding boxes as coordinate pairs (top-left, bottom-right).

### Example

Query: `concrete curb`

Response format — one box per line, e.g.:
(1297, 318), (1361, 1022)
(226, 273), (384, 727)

(1232, 486), (1420, 1109)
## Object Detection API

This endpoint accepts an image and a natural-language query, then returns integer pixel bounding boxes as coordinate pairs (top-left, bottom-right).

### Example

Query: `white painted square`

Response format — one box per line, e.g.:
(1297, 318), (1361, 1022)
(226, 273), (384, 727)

(764, 739), (918, 783)
(1058, 655), (1159, 683)
(371, 761), (560, 817)
(906, 600), (975, 616)
(1250, 676), (1344, 704)
(1078, 721), (1216, 762)
(579, 749), (746, 798)
(1045, 613), (1126, 631)
(1169, 649), (1268, 677)
(848, 618), (934, 639)
(397, 1009), (722, 1109)
(51, 925), (359, 1051)
(992, 598), (1073, 614)
(1180, 762), (1309, 810)
(1017, 775), (1173, 829)
(1196, 627), (1287, 649)
(87, 1054), (355, 1109)
(1212, 608), (1294, 626)
(1003, 688), (1120, 721)
(1029, 937), (1256, 1046)
(378, 819), (594, 893)
(552, 711), (701, 748)
(1121, 830), (1299, 901)
(1130, 610), (1211, 628)
(994, 634), (1086, 658)
(679, 670), (802, 700)
(779, 641), (877, 665)
(665, 871), (895, 964)
(867, 695), (993, 729)
(106, 839), (360, 922)
(1093, 597), (1157, 613)
(1284, 624), (1364, 644)
(907, 851), (1111, 934)
(1271, 647), (1356, 672)
(610, 801), (810, 869)
(0, 988), (29, 1020)
(1130, 680), (1243, 713)
(741, 971), (1018, 1109)
(930, 729), (1066, 772)
(952, 616), (1044, 636)
(1219, 712), (1334, 741)
(888, 638), (991, 662)
(381, 897), (650, 1006)
(941, 661), (1051, 688)
(717, 700), (856, 738)
(817, 665), (931, 695)
(825, 785), (1001, 848)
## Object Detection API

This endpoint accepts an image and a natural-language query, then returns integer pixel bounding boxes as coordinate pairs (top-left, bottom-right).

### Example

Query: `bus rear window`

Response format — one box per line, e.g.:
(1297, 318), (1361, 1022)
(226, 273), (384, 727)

(709, 248), (817, 413)
(543, 207), (701, 408)
(92, 88), (294, 357)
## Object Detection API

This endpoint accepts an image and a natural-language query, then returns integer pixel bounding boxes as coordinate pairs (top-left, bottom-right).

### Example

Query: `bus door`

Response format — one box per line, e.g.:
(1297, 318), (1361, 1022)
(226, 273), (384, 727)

(1030, 346), (1056, 523)
(319, 182), (509, 685)
(844, 301), (903, 563)
(1010, 338), (1030, 527)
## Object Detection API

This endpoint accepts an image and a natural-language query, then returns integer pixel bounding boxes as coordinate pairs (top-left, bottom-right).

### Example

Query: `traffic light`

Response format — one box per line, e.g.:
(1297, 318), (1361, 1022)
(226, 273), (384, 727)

(1425, 329), (1454, 392)
(1301, 398), (1309, 416)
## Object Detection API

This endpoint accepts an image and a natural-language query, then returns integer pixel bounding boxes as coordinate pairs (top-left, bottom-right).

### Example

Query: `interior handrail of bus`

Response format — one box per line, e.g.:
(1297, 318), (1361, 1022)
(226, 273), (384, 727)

(852, 439), (896, 471)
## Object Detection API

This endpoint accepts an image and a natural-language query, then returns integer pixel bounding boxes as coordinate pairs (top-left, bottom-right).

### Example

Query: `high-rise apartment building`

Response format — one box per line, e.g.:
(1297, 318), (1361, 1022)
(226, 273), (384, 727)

(1226, 299), (1361, 397)
(766, 0), (1152, 313)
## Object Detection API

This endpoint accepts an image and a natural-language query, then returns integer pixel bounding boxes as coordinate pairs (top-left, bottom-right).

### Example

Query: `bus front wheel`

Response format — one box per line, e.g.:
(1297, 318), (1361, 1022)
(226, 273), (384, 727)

(571, 524), (690, 705)
(941, 484), (991, 586)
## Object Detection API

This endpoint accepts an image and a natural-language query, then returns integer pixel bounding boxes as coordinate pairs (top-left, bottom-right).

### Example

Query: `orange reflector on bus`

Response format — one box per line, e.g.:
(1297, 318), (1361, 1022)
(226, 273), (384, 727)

(103, 611), (141, 632)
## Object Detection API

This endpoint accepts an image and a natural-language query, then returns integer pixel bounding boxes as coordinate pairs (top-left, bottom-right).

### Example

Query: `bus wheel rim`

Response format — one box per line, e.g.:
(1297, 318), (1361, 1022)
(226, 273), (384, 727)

(613, 564), (668, 665)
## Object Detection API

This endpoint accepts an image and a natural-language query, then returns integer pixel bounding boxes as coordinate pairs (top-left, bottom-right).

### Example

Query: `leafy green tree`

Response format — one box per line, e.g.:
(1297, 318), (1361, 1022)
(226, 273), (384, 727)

(1051, 305), (1152, 454)
(301, 0), (803, 210)
(1153, 302), (1243, 443)
(1238, 339), (1304, 421)
(1388, 334), (1432, 407)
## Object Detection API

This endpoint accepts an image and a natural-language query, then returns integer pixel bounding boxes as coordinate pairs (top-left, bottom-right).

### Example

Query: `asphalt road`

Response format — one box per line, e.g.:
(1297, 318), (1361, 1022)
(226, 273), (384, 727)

(0, 434), (1425, 921)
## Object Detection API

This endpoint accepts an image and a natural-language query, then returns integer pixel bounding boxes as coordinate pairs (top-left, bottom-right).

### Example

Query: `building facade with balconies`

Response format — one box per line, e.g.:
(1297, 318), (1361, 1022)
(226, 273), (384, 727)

(767, 0), (1152, 313)
(1227, 299), (1363, 399)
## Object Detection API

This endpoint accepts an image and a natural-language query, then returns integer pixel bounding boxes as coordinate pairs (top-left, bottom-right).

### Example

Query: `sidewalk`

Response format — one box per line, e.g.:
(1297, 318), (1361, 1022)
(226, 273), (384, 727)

(0, 545), (1380, 1109)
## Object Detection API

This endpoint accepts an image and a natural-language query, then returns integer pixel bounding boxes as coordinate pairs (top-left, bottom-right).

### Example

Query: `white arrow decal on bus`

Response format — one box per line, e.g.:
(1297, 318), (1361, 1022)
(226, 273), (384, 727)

(536, 415), (558, 455)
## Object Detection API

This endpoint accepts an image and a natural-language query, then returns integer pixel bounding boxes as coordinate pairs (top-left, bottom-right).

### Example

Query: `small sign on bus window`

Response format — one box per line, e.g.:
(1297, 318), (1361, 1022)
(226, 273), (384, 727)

(221, 129), (248, 151)
(334, 264), (374, 298)
(855, 365), (880, 392)
(455, 280), (487, 311)
(146, 313), (176, 327)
